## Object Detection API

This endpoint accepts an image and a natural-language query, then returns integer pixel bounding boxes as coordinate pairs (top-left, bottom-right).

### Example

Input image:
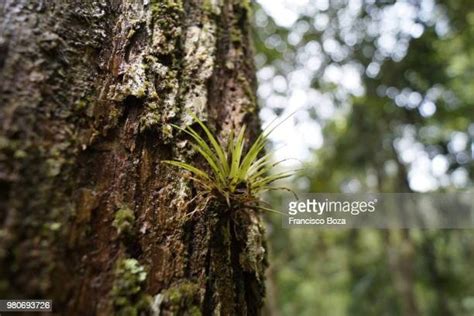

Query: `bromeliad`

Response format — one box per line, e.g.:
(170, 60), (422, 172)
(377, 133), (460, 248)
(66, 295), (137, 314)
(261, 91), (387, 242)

(163, 113), (297, 216)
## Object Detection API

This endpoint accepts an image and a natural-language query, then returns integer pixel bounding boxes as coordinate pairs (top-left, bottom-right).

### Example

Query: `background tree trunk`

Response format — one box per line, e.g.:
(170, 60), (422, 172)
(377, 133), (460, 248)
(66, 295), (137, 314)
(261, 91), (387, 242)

(0, 0), (266, 315)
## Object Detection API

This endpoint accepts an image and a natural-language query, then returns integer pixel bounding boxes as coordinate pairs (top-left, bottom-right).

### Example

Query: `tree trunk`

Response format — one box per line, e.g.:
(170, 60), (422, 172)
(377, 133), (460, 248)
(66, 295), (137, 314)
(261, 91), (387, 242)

(0, 0), (266, 315)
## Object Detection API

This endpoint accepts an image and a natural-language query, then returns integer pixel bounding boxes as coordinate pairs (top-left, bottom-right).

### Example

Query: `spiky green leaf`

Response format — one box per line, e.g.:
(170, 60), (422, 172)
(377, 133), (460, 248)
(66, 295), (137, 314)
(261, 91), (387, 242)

(189, 113), (229, 174)
(162, 160), (211, 181)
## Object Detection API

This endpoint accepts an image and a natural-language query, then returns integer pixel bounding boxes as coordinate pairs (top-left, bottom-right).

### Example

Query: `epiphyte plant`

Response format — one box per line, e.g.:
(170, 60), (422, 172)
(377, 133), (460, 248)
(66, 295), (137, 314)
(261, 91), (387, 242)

(163, 113), (296, 216)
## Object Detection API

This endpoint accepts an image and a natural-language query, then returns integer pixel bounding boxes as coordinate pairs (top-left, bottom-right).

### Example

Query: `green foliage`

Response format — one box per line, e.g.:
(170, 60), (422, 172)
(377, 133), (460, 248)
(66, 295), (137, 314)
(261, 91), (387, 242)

(160, 281), (201, 315)
(254, 0), (474, 314)
(111, 258), (151, 316)
(163, 113), (294, 214)
(112, 206), (135, 236)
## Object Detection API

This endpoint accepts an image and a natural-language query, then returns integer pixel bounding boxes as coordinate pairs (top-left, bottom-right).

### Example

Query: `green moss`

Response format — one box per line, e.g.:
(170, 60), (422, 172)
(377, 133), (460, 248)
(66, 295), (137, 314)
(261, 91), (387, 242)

(160, 281), (202, 315)
(139, 112), (161, 132)
(45, 157), (64, 177)
(166, 283), (197, 304)
(135, 86), (146, 98)
(230, 27), (242, 44)
(225, 61), (235, 70)
(241, 0), (252, 15)
(126, 28), (136, 39)
(38, 221), (63, 245)
(107, 107), (121, 127)
(202, 0), (212, 13)
(150, 0), (181, 42)
(112, 206), (135, 236)
(136, 0), (187, 137)
(202, 0), (221, 15)
(46, 222), (62, 231)
(111, 258), (151, 316)
(14, 149), (27, 159)
(151, 0), (184, 15)
(73, 95), (95, 117)
(161, 124), (174, 139)
(74, 99), (87, 111)
(0, 136), (10, 150)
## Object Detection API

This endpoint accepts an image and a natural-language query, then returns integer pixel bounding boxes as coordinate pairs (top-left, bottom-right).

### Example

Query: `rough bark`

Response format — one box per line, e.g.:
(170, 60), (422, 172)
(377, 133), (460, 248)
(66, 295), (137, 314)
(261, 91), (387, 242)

(0, 0), (266, 315)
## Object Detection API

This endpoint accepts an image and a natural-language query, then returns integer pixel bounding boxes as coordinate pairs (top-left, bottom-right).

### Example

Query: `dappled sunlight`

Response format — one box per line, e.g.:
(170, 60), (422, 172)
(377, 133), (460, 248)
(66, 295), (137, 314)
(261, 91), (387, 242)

(255, 0), (474, 314)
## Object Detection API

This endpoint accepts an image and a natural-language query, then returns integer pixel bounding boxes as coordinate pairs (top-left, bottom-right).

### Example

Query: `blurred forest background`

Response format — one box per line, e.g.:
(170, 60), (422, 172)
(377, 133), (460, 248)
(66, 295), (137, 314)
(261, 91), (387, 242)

(252, 0), (474, 315)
